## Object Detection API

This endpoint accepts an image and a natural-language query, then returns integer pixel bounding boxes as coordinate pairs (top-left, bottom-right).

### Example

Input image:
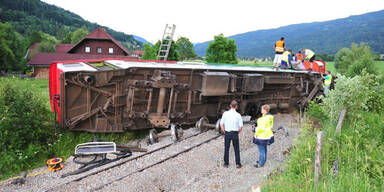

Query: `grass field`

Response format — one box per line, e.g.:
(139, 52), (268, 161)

(374, 61), (384, 72)
(0, 77), (50, 106)
(326, 61), (384, 74)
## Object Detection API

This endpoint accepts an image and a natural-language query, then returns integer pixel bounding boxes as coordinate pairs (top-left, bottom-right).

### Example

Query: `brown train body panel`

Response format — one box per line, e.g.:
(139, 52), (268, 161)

(58, 63), (322, 132)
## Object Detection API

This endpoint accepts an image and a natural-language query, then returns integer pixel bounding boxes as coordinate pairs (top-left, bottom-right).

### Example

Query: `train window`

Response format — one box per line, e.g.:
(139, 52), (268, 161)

(85, 46), (90, 53)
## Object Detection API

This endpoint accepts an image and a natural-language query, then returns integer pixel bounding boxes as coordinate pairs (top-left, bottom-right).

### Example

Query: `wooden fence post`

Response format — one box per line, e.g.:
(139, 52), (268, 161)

(335, 109), (347, 133)
(314, 131), (323, 187)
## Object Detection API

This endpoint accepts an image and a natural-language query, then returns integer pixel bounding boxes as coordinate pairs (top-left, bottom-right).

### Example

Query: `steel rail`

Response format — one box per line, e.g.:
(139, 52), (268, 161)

(92, 134), (221, 191)
(44, 129), (221, 192)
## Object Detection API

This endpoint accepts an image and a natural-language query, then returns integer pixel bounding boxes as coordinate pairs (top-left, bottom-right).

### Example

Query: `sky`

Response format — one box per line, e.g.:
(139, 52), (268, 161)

(42, 0), (384, 44)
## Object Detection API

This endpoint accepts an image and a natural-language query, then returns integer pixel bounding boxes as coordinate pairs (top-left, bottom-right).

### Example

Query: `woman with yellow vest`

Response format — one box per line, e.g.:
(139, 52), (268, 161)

(253, 104), (274, 168)
(273, 37), (285, 70)
(321, 70), (332, 97)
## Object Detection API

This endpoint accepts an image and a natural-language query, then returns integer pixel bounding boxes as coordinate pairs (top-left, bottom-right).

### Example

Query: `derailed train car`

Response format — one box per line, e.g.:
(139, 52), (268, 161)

(49, 59), (324, 136)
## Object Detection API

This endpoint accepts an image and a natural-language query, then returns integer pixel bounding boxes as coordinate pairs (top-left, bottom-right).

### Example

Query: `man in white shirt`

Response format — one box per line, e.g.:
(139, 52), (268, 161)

(220, 100), (243, 168)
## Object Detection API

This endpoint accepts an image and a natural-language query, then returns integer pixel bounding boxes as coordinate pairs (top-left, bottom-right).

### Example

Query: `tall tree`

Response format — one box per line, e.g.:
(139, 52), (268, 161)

(141, 43), (157, 60)
(206, 34), (238, 64)
(141, 40), (179, 61)
(38, 41), (55, 53)
(0, 21), (26, 71)
(29, 31), (42, 46)
(176, 37), (196, 61)
(61, 32), (73, 44)
(56, 26), (70, 40)
(71, 27), (88, 44)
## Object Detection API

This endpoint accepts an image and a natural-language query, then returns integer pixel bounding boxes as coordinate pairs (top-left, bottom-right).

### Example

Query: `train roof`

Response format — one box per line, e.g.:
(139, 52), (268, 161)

(53, 59), (315, 74)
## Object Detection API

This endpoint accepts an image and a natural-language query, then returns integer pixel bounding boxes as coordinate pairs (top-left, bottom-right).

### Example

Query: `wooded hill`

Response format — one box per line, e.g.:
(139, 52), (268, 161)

(0, 0), (145, 49)
(194, 9), (384, 57)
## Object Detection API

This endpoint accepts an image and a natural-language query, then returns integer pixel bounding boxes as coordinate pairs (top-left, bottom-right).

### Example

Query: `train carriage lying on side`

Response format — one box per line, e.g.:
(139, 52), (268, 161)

(49, 59), (325, 138)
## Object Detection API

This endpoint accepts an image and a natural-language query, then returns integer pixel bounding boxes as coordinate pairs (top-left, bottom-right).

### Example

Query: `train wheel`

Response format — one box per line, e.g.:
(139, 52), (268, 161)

(148, 129), (158, 144)
(215, 118), (224, 135)
(170, 124), (178, 142)
(195, 117), (209, 133)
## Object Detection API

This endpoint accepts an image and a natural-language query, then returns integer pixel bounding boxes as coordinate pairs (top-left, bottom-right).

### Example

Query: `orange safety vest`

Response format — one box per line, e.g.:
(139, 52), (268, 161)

(296, 53), (303, 61)
(275, 40), (284, 53)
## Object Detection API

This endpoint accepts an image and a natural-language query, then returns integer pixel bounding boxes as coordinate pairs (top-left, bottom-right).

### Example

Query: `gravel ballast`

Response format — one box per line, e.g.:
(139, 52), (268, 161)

(0, 114), (299, 192)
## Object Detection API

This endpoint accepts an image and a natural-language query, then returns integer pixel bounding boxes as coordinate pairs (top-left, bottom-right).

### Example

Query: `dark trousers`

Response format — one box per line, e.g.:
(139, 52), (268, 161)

(224, 131), (241, 165)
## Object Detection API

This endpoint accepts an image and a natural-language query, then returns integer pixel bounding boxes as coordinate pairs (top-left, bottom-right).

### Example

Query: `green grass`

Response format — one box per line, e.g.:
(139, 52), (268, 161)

(326, 61), (384, 74)
(263, 111), (384, 191)
(0, 77), (50, 107)
(374, 61), (384, 73)
(325, 61), (336, 73)
(0, 77), (146, 180)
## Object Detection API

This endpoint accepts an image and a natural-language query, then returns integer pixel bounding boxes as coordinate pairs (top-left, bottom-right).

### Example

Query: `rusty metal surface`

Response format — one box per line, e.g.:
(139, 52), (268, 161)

(59, 62), (322, 132)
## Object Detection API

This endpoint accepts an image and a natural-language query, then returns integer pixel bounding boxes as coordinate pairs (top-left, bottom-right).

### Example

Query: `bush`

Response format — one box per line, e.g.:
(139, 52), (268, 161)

(334, 43), (377, 77)
(264, 73), (384, 192)
(320, 72), (383, 121)
(0, 81), (52, 177)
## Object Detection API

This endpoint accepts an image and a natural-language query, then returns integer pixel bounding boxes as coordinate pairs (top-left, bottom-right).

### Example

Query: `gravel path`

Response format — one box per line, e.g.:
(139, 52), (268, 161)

(0, 114), (299, 192)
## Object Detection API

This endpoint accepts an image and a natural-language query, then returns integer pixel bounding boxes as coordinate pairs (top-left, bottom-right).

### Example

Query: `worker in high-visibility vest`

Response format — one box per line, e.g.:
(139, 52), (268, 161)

(253, 104), (274, 168)
(302, 48), (316, 71)
(321, 70), (332, 97)
(296, 51), (304, 63)
(273, 37), (285, 70)
(280, 49), (292, 69)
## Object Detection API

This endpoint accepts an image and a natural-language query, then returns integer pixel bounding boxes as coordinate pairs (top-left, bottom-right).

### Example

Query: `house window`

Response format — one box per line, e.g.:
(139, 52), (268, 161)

(85, 46), (90, 53)
(109, 48), (114, 54)
(97, 48), (102, 53)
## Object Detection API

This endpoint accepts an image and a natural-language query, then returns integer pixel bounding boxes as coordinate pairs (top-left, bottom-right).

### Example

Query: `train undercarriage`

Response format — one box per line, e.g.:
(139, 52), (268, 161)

(52, 60), (323, 138)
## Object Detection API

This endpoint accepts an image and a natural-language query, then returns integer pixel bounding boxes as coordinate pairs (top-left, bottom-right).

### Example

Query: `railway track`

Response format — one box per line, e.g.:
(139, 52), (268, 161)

(44, 128), (223, 192)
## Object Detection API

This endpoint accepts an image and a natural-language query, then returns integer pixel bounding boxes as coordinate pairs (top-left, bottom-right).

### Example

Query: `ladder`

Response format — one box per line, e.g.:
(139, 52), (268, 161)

(157, 24), (176, 61)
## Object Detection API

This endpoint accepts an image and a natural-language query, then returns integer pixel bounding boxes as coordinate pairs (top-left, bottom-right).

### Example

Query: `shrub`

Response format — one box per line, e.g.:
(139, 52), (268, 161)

(0, 82), (52, 177)
(334, 43), (377, 77)
(320, 72), (382, 121)
(264, 73), (384, 192)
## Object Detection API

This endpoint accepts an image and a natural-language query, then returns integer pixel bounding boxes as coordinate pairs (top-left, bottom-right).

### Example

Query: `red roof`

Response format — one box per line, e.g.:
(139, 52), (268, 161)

(28, 53), (138, 66)
(86, 28), (113, 39)
(67, 28), (130, 55)
(55, 44), (74, 53)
